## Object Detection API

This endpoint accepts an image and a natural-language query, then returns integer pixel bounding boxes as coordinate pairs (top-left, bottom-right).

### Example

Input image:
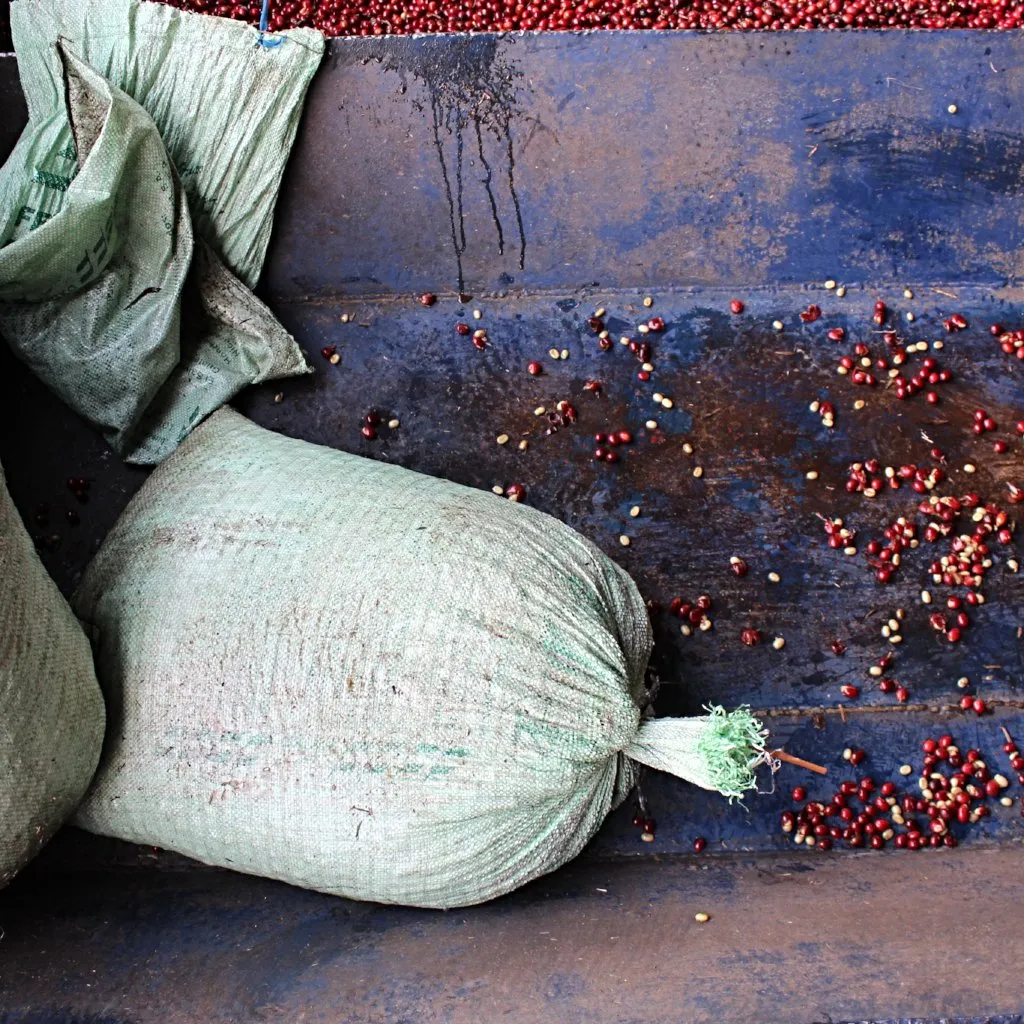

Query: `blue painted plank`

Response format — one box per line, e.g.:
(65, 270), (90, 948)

(239, 285), (1024, 712)
(264, 32), (1024, 299)
(3, 841), (1024, 1022)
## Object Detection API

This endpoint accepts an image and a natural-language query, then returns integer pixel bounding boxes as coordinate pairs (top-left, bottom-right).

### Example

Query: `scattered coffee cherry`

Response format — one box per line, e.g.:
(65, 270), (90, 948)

(527, 361), (543, 376)
(729, 299), (744, 314)
(784, 727), (1019, 854)
(821, 516), (855, 552)
(419, 293), (437, 307)
(995, 328), (1024, 359)
(729, 556), (749, 577)
(67, 478), (91, 504)
(740, 628), (761, 646)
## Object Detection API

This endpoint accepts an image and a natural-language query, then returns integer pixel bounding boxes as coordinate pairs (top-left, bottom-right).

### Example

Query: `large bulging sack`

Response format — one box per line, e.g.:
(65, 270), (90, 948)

(74, 409), (766, 908)
(1, 466), (106, 886)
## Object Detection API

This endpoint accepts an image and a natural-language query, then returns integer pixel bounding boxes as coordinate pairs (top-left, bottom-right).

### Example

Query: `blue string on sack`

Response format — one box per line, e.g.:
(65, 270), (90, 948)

(258, 0), (284, 47)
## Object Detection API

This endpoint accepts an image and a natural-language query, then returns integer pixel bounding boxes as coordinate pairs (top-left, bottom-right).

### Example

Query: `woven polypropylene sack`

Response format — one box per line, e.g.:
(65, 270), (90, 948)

(0, 2), (319, 464)
(7, 0), (324, 288)
(1, 466), (106, 886)
(73, 409), (654, 908)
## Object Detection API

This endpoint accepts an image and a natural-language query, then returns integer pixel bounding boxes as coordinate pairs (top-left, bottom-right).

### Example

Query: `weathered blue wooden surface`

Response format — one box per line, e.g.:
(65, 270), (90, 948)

(262, 32), (1024, 297)
(251, 288), (1024, 714)
(1, 28), (1023, 1023)
(3, 846), (1024, 1023)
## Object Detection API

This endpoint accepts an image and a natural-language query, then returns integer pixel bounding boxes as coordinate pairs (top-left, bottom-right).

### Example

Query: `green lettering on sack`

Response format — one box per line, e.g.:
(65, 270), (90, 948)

(416, 743), (470, 758)
(32, 169), (72, 192)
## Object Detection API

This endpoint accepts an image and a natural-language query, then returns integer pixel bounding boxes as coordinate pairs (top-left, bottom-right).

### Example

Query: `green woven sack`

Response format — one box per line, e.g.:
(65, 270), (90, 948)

(74, 410), (769, 908)
(6, 0), (325, 289)
(0, 0), (323, 463)
(1, 466), (106, 886)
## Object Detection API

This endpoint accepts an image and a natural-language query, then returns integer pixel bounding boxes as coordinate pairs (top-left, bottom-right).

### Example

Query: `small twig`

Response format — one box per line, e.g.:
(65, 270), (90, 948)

(772, 749), (828, 775)
(1002, 726), (1014, 745)
(838, 702), (847, 723)
(884, 76), (923, 91)
(932, 287), (959, 299)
